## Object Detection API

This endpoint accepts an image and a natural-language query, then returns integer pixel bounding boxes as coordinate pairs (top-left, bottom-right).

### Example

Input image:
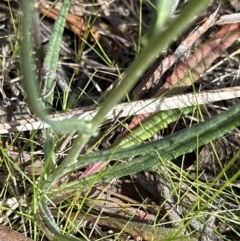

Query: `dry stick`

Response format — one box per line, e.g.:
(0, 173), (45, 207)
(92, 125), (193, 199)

(216, 13), (240, 25)
(154, 167), (183, 227)
(153, 168), (223, 240)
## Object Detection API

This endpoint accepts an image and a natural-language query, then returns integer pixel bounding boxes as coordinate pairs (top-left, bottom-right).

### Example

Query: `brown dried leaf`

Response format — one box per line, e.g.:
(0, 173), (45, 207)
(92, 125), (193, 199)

(0, 225), (33, 241)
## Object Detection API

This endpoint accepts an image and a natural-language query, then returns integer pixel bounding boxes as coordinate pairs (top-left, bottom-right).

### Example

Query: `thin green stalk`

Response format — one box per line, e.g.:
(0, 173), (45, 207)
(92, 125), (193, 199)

(151, 0), (175, 36)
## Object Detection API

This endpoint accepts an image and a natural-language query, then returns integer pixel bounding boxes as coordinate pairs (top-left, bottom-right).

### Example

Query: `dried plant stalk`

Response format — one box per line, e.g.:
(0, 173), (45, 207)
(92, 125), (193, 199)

(40, 6), (99, 39)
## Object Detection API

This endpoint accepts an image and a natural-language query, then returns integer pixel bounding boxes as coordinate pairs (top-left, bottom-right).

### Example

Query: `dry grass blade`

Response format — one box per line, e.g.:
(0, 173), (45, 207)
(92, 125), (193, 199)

(0, 86), (240, 134)
(155, 23), (240, 96)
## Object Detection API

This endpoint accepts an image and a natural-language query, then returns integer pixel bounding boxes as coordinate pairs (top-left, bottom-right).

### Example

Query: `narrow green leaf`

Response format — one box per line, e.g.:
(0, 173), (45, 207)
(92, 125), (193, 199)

(114, 107), (193, 148)
(42, 0), (71, 106)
